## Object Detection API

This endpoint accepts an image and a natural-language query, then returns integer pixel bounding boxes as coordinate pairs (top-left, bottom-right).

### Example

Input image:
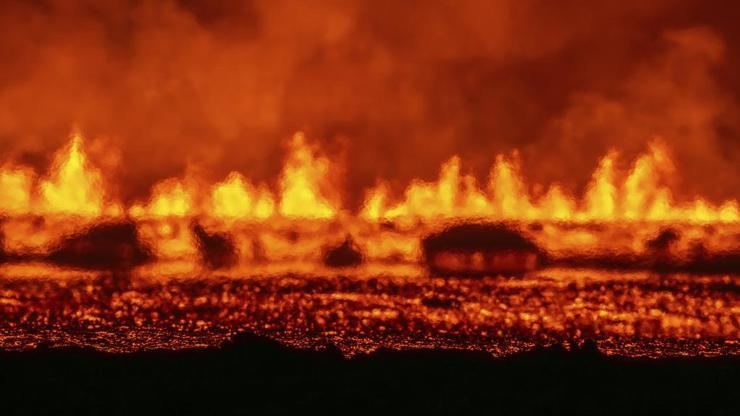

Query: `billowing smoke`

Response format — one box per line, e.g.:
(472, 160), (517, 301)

(0, 0), (738, 207)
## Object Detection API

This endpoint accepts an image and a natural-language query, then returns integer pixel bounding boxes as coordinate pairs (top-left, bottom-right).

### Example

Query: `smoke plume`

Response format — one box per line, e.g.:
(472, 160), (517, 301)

(0, 0), (738, 207)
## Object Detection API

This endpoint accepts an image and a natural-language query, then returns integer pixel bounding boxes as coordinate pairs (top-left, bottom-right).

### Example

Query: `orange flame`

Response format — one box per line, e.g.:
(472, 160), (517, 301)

(0, 167), (33, 215)
(277, 132), (337, 219)
(0, 132), (120, 217)
(128, 132), (336, 221)
(362, 141), (738, 223)
(130, 178), (194, 218)
(210, 172), (275, 220)
(0, 130), (737, 224)
(39, 133), (111, 216)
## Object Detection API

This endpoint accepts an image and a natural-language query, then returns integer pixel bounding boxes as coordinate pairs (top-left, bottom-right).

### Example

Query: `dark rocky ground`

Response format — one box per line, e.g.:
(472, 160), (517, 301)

(0, 332), (737, 415)
(0, 260), (737, 414)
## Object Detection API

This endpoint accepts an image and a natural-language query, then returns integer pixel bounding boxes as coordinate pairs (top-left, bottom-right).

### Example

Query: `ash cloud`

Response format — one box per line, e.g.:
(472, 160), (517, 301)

(0, 0), (738, 207)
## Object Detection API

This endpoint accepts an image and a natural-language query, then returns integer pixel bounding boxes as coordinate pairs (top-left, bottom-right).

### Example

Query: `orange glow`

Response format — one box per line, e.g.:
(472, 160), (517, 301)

(0, 129), (735, 282)
(583, 153), (617, 220)
(130, 178), (195, 218)
(0, 130), (736, 225)
(39, 133), (106, 216)
(362, 141), (739, 223)
(127, 132), (336, 221)
(277, 133), (337, 219)
(211, 172), (254, 219)
(210, 172), (275, 220)
(0, 167), (33, 215)
(0, 132), (120, 217)
(1, 3), (739, 366)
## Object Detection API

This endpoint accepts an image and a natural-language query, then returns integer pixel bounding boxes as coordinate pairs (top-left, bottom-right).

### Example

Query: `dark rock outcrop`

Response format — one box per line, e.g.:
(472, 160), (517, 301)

(0, 332), (735, 415)
(323, 236), (363, 268)
(688, 251), (740, 273)
(422, 223), (543, 276)
(645, 228), (681, 253)
(46, 221), (153, 270)
(421, 295), (461, 309)
(191, 222), (238, 269)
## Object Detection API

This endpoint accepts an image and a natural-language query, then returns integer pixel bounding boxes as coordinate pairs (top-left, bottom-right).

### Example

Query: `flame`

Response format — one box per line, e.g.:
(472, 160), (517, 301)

(210, 172), (275, 219)
(489, 155), (535, 219)
(361, 141), (738, 223)
(277, 133), (336, 219)
(0, 129), (736, 268)
(0, 132), (120, 217)
(539, 185), (576, 221)
(128, 132), (335, 221)
(380, 158), (462, 219)
(0, 130), (737, 224)
(0, 167), (33, 215)
(38, 133), (112, 216)
(130, 178), (195, 218)
(583, 152), (617, 220)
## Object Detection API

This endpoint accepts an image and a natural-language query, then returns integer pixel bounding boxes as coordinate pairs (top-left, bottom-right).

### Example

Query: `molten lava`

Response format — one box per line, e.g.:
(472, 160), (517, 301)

(0, 129), (737, 358)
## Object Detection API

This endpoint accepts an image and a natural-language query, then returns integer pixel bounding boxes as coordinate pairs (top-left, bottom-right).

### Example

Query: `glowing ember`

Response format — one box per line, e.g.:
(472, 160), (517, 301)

(0, 265), (736, 357)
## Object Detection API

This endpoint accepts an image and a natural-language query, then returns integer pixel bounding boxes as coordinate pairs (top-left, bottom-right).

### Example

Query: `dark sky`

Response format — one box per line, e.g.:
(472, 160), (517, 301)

(0, 0), (739, 207)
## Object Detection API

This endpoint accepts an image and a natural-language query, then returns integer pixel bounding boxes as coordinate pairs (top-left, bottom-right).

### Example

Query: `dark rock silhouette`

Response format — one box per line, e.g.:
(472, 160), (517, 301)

(422, 223), (543, 276)
(191, 221), (238, 269)
(0, 332), (736, 415)
(684, 242), (740, 274)
(421, 295), (461, 309)
(568, 339), (600, 356)
(691, 251), (740, 273)
(645, 228), (681, 252)
(323, 236), (363, 268)
(644, 228), (682, 270)
(423, 222), (541, 254)
(46, 221), (153, 270)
